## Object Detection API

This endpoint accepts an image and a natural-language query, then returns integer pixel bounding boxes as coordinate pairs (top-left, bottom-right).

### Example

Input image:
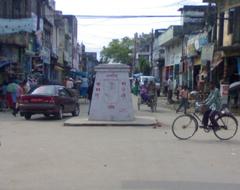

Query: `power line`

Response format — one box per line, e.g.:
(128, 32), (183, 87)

(75, 15), (187, 19)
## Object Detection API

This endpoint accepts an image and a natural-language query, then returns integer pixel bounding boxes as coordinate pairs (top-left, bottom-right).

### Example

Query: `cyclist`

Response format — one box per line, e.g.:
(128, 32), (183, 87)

(140, 80), (149, 102)
(201, 82), (222, 129)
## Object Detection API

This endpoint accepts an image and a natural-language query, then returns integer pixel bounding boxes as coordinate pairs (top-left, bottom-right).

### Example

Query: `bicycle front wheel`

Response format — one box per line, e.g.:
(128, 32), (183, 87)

(172, 114), (198, 140)
(214, 114), (238, 140)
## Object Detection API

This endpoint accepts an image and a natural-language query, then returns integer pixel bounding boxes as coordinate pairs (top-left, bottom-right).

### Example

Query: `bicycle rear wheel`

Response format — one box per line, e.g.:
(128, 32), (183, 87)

(172, 114), (198, 140)
(213, 114), (238, 140)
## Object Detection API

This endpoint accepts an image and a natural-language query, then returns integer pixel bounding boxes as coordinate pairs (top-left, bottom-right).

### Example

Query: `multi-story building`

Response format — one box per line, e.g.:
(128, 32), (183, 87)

(203, 0), (240, 84)
(135, 32), (153, 75)
(180, 5), (215, 90)
(0, 0), (80, 85)
(0, 0), (41, 82)
(85, 52), (98, 77)
(156, 5), (214, 90)
(158, 25), (183, 88)
(152, 29), (166, 84)
(63, 15), (78, 71)
(52, 10), (65, 83)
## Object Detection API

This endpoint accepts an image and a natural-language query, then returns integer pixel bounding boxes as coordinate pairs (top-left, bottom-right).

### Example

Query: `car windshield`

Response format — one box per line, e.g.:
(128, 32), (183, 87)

(31, 86), (56, 96)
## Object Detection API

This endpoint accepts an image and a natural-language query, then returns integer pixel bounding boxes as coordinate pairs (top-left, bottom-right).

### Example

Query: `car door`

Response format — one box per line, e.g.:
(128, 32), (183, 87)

(58, 88), (73, 112)
(64, 88), (78, 112)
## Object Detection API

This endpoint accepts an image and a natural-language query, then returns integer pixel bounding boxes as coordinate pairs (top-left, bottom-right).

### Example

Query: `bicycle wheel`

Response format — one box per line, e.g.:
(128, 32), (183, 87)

(172, 114), (198, 140)
(213, 114), (238, 140)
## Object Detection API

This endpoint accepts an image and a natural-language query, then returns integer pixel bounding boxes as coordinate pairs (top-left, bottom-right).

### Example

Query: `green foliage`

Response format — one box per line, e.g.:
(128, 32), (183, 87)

(138, 56), (151, 75)
(100, 37), (133, 65)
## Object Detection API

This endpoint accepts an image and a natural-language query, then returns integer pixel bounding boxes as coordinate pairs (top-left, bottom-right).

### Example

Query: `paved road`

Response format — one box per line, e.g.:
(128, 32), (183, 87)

(0, 96), (240, 190)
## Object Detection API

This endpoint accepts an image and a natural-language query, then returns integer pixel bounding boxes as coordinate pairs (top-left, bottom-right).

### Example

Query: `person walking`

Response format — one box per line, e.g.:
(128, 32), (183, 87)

(7, 79), (23, 116)
(176, 85), (189, 114)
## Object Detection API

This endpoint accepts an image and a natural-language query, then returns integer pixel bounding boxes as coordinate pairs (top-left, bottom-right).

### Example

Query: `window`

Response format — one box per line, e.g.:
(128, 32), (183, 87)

(0, 0), (8, 18)
(58, 88), (71, 97)
(218, 12), (224, 46)
(12, 0), (21, 18)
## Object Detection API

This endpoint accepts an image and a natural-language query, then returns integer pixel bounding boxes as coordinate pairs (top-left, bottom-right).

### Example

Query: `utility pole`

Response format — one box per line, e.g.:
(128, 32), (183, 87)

(132, 32), (137, 76)
(150, 28), (154, 76)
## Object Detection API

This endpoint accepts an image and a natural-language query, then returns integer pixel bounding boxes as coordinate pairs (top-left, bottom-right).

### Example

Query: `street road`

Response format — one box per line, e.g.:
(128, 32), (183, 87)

(0, 97), (240, 190)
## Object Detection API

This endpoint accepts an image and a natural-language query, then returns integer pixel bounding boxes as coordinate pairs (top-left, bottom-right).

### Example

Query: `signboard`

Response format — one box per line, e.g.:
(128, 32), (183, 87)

(220, 84), (229, 104)
(0, 17), (43, 34)
(201, 44), (214, 62)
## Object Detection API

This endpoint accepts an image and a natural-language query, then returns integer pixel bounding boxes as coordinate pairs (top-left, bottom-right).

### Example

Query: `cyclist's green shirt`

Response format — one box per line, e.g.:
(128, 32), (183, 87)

(205, 88), (221, 111)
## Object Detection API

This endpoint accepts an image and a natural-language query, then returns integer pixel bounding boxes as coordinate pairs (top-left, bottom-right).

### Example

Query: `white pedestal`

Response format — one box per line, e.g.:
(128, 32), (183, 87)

(89, 64), (134, 121)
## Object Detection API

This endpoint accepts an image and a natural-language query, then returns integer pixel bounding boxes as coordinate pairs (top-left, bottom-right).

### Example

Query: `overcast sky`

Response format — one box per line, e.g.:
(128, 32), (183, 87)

(55, 0), (207, 57)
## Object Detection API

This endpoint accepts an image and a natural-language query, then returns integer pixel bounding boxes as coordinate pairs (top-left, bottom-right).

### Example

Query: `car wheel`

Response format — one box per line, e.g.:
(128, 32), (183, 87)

(24, 113), (32, 120)
(72, 104), (80, 116)
(56, 106), (63, 120)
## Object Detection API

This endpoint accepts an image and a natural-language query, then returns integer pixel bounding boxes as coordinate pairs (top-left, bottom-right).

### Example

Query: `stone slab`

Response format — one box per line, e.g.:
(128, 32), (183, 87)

(64, 116), (156, 127)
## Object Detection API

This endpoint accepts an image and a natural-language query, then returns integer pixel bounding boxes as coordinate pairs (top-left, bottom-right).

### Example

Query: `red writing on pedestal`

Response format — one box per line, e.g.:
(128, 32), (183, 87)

(121, 82), (126, 86)
(121, 93), (126, 98)
(108, 105), (115, 109)
(121, 87), (126, 92)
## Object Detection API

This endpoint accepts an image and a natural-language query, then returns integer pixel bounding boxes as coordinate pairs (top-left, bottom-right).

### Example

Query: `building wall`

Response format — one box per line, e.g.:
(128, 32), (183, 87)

(223, 11), (233, 46)
(165, 40), (182, 67)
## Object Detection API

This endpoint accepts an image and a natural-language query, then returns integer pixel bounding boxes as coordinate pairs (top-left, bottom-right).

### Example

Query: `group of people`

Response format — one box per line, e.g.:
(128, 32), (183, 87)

(0, 78), (31, 116)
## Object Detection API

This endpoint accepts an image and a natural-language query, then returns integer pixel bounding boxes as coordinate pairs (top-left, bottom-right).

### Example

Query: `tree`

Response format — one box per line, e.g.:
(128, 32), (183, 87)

(100, 37), (133, 65)
(138, 56), (151, 75)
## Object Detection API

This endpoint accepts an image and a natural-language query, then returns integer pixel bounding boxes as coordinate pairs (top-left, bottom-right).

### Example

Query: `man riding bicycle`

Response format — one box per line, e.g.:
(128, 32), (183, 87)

(201, 82), (221, 129)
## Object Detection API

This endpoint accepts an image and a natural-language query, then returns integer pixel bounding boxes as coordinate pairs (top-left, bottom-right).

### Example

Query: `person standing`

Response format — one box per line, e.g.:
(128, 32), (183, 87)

(167, 76), (173, 103)
(176, 85), (189, 114)
(87, 77), (95, 115)
(66, 77), (74, 89)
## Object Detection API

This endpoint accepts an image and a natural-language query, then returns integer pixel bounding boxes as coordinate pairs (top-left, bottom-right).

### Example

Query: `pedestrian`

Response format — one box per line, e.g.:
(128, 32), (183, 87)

(21, 79), (30, 94)
(176, 85), (189, 114)
(132, 78), (140, 96)
(66, 77), (74, 89)
(167, 76), (173, 104)
(87, 77), (95, 115)
(7, 79), (23, 116)
(175, 84), (181, 100)
(0, 81), (8, 111)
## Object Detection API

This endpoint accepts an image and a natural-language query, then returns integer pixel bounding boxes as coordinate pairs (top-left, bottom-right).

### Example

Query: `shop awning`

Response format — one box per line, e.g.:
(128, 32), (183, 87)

(0, 60), (11, 68)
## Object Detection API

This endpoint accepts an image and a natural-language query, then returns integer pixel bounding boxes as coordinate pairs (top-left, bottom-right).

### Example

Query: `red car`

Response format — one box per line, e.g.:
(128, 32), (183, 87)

(19, 85), (80, 120)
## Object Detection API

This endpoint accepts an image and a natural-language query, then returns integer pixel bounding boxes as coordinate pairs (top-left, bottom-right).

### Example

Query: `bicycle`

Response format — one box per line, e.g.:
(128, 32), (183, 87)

(172, 102), (238, 140)
(137, 93), (157, 112)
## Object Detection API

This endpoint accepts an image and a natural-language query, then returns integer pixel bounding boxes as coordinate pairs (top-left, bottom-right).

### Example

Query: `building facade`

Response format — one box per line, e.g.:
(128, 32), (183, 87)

(0, 0), (81, 85)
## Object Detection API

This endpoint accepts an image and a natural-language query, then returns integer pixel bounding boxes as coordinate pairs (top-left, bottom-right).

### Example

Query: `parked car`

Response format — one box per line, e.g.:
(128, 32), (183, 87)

(19, 85), (80, 120)
(139, 75), (160, 96)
